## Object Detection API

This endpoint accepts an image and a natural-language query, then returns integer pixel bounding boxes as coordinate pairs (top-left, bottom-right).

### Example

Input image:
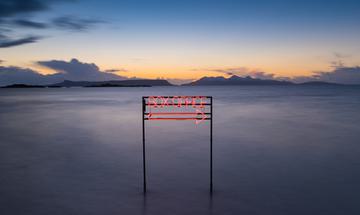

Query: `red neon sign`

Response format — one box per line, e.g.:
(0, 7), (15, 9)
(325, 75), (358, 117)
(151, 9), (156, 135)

(143, 96), (212, 124)
(141, 95), (214, 193)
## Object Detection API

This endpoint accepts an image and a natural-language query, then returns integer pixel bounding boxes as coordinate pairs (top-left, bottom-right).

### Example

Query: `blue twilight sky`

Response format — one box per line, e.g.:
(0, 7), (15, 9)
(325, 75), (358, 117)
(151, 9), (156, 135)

(0, 0), (360, 82)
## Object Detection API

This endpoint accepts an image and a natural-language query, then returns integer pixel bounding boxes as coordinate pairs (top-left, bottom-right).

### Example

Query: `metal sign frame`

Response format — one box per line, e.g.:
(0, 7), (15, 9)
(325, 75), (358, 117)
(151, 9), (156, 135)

(142, 96), (213, 193)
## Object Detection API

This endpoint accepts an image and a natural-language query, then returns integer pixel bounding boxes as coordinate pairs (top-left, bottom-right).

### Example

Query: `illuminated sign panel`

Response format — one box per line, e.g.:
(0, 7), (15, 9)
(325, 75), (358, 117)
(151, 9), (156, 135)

(141, 96), (213, 193)
(143, 96), (212, 124)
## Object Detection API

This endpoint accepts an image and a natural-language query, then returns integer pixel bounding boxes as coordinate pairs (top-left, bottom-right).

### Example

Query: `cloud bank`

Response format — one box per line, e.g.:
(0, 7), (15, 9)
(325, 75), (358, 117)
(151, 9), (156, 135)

(2, 59), (360, 86)
(0, 58), (127, 86)
(201, 65), (360, 85)
(37, 58), (126, 81)
(292, 66), (360, 84)
(0, 66), (46, 86)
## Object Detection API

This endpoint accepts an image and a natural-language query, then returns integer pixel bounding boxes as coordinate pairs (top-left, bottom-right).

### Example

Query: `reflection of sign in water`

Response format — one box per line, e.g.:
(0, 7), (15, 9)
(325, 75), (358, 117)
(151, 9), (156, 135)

(144, 96), (211, 124)
(141, 96), (213, 193)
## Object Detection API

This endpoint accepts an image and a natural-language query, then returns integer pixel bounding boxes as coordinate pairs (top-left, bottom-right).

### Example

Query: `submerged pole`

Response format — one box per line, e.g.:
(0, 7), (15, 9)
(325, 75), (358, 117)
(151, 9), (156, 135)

(210, 96), (213, 194)
(142, 97), (147, 193)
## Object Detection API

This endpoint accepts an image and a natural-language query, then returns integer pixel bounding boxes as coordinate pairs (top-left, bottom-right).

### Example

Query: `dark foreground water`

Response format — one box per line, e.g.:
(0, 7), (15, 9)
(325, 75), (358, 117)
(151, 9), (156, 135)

(1, 86), (360, 215)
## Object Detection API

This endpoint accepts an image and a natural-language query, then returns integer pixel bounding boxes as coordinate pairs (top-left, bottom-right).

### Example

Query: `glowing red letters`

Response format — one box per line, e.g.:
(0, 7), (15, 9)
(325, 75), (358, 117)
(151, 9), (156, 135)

(147, 96), (206, 108)
(145, 96), (209, 124)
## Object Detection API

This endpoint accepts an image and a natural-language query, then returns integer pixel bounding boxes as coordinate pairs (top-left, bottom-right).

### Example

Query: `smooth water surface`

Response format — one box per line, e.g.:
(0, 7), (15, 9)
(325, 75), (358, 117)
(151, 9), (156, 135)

(1, 86), (360, 215)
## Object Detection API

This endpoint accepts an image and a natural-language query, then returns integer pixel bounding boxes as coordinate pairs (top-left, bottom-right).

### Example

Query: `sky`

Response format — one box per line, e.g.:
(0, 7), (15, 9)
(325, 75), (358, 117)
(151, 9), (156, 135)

(1, 0), (360, 84)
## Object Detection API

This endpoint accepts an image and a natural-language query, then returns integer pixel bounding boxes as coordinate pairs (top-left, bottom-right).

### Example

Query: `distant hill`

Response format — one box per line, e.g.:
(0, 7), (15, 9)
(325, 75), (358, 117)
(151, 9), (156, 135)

(297, 81), (342, 86)
(50, 79), (173, 87)
(183, 75), (294, 86)
(1, 84), (46, 88)
(0, 79), (172, 88)
(84, 83), (151, 87)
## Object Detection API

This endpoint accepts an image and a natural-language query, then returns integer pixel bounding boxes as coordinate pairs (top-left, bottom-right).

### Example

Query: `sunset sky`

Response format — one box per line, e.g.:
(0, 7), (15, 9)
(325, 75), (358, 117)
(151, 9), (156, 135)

(1, 0), (360, 82)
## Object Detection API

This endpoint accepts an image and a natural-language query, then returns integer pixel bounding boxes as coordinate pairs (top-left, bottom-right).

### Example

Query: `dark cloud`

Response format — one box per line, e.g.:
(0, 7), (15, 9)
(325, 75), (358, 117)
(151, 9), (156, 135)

(0, 0), (73, 18)
(0, 59), (4, 64)
(0, 66), (50, 86)
(12, 19), (47, 28)
(37, 58), (127, 82)
(0, 35), (41, 48)
(0, 1), (104, 48)
(0, 58), (128, 86)
(52, 16), (103, 31)
(0, 0), (54, 48)
(0, 0), (49, 18)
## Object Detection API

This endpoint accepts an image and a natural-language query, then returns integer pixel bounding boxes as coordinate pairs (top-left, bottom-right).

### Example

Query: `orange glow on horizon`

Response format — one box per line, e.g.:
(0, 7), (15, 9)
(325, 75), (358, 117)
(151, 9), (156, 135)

(2, 56), (354, 81)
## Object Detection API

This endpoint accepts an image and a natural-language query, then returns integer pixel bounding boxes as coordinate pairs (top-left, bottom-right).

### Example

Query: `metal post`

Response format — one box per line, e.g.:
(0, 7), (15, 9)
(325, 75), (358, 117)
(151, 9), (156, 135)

(141, 96), (212, 194)
(210, 96), (213, 193)
(142, 97), (147, 193)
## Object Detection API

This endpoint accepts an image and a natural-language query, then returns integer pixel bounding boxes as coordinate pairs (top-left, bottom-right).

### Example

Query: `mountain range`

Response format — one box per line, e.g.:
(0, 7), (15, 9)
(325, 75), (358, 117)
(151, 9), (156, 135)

(183, 75), (341, 86)
(1, 76), (346, 88)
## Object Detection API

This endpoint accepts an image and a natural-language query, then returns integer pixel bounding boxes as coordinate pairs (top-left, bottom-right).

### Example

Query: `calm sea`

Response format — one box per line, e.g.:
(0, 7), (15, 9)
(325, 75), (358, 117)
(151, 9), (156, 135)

(1, 86), (360, 215)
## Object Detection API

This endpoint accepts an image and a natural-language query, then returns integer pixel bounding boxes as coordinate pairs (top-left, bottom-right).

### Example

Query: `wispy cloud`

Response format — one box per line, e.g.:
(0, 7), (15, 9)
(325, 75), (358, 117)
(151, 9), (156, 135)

(12, 19), (48, 29)
(330, 52), (351, 69)
(0, 35), (41, 48)
(52, 16), (104, 31)
(0, 0), (105, 48)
